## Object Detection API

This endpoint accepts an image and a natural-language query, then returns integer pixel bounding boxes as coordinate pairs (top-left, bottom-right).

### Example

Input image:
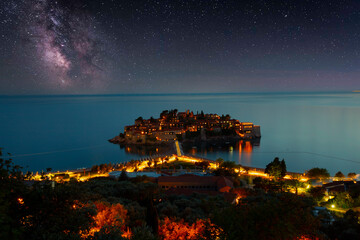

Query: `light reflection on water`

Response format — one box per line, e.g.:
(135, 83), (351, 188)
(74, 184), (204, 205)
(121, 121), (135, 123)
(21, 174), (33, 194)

(1, 92), (360, 175)
(182, 139), (258, 167)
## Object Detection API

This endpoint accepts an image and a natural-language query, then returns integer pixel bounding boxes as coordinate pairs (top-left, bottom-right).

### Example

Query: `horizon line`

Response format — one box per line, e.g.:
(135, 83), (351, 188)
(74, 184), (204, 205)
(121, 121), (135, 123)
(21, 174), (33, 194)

(0, 90), (357, 98)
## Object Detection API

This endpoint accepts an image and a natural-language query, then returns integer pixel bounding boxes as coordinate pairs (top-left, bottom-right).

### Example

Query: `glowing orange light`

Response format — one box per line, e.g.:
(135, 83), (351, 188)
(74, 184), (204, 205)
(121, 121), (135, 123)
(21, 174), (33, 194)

(122, 228), (132, 239)
(18, 198), (24, 205)
(244, 141), (252, 152)
(248, 171), (268, 178)
(159, 217), (212, 240)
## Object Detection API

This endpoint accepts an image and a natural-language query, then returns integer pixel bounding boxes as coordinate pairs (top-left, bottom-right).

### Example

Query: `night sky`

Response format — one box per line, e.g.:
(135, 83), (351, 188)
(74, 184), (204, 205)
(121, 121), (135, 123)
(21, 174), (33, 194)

(1, 0), (359, 94)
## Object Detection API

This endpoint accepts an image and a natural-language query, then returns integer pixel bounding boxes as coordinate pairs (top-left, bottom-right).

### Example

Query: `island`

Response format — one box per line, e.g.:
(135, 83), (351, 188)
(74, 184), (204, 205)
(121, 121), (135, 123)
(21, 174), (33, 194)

(109, 109), (261, 145)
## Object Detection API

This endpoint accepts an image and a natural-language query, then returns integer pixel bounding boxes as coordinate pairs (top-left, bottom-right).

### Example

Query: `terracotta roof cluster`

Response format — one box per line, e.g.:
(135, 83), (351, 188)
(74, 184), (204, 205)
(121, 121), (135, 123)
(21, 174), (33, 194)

(164, 188), (237, 203)
(158, 174), (233, 190)
(125, 110), (254, 137)
(157, 174), (236, 201)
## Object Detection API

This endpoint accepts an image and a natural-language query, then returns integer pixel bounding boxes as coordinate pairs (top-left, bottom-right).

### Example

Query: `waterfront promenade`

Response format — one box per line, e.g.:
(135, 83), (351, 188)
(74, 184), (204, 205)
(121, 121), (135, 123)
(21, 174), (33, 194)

(30, 153), (308, 183)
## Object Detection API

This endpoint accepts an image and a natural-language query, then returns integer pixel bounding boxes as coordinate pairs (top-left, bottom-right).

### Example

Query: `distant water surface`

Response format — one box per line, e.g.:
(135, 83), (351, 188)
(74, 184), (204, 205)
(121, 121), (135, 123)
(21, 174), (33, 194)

(1, 92), (360, 175)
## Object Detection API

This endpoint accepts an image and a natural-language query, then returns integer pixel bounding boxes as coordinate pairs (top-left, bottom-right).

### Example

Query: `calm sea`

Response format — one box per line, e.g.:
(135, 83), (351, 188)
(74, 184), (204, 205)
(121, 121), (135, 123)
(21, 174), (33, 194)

(1, 92), (360, 175)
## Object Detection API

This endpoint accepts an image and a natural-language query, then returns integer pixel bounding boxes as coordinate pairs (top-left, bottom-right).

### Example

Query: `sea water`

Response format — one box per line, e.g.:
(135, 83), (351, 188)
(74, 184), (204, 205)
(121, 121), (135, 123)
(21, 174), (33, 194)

(1, 92), (360, 175)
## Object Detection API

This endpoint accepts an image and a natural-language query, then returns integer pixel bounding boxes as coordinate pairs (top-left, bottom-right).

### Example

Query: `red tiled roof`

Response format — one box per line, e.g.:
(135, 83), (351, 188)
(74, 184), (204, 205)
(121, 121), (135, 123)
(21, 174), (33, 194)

(165, 188), (218, 196)
(158, 174), (234, 192)
(217, 176), (234, 190)
(164, 188), (237, 203)
(158, 174), (217, 185)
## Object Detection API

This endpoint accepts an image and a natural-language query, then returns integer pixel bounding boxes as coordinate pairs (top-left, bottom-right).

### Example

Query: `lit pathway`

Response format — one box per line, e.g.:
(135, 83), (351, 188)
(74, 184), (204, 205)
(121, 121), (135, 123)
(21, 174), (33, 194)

(174, 140), (183, 156)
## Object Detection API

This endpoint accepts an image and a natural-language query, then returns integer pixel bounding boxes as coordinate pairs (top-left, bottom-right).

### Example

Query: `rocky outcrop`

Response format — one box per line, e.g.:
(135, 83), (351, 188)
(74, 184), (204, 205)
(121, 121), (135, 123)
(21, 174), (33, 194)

(108, 135), (168, 145)
(108, 135), (125, 144)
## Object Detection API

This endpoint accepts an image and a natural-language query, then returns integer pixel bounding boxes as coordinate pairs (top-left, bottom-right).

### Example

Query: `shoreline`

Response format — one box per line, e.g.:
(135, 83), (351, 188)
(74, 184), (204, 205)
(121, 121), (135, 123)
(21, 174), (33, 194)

(108, 135), (261, 145)
(27, 153), (309, 183)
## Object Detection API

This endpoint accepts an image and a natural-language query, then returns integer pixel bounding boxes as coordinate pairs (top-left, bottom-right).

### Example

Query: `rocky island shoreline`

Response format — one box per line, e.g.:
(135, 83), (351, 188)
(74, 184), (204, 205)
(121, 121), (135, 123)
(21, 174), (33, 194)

(109, 109), (261, 146)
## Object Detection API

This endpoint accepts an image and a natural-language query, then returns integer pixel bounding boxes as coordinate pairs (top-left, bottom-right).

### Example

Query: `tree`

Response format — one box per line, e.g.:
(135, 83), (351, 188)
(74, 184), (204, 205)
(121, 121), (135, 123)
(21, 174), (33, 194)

(91, 165), (100, 173)
(24, 181), (96, 239)
(90, 201), (128, 235)
(212, 193), (321, 240)
(330, 192), (354, 209)
(160, 110), (169, 119)
(335, 171), (345, 179)
(285, 178), (305, 195)
(253, 177), (281, 193)
(131, 225), (158, 240)
(149, 117), (156, 123)
(280, 159), (287, 177)
(220, 161), (236, 170)
(215, 158), (224, 168)
(91, 225), (129, 240)
(0, 149), (27, 240)
(119, 170), (129, 181)
(306, 168), (330, 180)
(159, 217), (208, 240)
(265, 157), (287, 181)
(195, 161), (210, 170)
(323, 209), (360, 240)
(348, 172), (357, 179)
(213, 160), (237, 176)
(308, 187), (326, 205)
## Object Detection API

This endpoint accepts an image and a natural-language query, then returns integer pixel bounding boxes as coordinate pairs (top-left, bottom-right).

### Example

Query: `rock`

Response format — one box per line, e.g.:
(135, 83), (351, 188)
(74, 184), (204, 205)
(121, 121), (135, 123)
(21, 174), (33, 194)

(108, 135), (124, 144)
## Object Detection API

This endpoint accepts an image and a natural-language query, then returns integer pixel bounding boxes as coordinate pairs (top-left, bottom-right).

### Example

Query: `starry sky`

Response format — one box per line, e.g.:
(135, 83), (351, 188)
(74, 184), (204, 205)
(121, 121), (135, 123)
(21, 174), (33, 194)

(0, 0), (359, 94)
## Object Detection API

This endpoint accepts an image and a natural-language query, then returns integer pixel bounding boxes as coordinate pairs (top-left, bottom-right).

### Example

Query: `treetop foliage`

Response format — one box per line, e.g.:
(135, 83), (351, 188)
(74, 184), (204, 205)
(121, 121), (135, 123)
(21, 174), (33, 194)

(2, 149), (360, 239)
(335, 171), (345, 179)
(306, 168), (330, 179)
(265, 157), (287, 180)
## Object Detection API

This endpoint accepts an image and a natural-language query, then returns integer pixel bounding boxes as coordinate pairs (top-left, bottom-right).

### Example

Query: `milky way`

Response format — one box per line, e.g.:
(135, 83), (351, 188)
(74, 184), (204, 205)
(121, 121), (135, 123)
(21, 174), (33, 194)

(1, 0), (360, 94)
(21, 0), (110, 89)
